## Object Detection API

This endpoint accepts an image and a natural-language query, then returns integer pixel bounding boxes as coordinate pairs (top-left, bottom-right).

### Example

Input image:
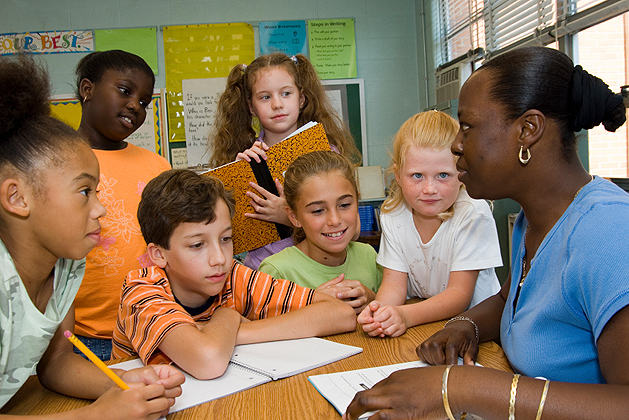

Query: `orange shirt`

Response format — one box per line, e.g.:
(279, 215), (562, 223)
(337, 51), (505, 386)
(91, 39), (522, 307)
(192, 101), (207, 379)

(111, 261), (315, 364)
(74, 144), (171, 339)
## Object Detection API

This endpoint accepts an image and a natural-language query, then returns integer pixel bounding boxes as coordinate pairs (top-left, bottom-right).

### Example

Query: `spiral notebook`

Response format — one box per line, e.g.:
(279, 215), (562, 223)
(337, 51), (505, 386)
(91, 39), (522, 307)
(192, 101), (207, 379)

(113, 337), (362, 413)
(203, 121), (330, 254)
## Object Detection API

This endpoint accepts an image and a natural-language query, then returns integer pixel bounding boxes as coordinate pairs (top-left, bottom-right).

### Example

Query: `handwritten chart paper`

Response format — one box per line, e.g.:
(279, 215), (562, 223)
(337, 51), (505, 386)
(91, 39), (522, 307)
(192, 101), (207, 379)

(182, 77), (227, 167)
(308, 19), (357, 79)
(163, 23), (255, 146)
(171, 148), (189, 170)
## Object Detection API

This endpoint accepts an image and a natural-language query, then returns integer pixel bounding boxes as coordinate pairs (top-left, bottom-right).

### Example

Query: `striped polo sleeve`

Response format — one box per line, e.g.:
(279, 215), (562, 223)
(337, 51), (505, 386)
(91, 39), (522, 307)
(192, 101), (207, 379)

(112, 267), (195, 364)
(226, 261), (315, 319)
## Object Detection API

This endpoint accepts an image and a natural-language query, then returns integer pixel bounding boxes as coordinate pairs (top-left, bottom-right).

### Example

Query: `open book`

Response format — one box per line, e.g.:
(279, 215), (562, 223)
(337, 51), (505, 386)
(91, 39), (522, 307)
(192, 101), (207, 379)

(113, 337), (361, 413)
(203, 121), (330, 254)
(309, 359), (474, 418)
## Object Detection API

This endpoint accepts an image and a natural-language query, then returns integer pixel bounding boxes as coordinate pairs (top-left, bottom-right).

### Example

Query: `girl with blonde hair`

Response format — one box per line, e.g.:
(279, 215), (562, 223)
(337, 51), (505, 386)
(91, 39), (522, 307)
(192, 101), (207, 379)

(358, 111), (502, 337)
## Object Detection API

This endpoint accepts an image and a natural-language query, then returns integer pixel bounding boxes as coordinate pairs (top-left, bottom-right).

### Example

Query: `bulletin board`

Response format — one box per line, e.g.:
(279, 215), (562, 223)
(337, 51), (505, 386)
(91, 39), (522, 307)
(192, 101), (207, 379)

(50, 90), (169, 157)
(94, 27), (159, 74)
(162, 23), (255, 168)
(322, 79), (367, 166)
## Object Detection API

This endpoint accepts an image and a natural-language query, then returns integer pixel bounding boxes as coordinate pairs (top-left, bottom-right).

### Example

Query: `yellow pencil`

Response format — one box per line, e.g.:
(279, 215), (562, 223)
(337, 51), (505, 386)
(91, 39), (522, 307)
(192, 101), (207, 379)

(64, 330), (130, 390)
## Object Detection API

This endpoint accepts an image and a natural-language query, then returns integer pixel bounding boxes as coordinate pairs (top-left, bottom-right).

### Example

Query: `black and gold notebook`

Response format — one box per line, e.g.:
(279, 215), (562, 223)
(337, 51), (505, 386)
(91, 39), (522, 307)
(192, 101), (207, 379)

(205, 122), (330, 254)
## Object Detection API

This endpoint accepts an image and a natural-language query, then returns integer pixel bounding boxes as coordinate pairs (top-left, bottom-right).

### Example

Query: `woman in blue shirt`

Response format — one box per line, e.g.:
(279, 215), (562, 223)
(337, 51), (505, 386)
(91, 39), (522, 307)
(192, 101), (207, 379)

(344, 46), (629, 420)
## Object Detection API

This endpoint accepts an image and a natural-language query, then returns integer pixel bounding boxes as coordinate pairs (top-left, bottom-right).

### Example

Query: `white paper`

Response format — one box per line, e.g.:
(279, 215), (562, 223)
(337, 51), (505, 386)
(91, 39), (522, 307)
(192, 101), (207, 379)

(309, 358), (478, 418)
(170, 148), (189, 169)
(182, 77), (227, 167)
(126, 100), (156, 152)
(112, 337), (361, 414)
(113, 359), (269, 414)
(308, 361), (427, 418)
(230, 337), (362, 380)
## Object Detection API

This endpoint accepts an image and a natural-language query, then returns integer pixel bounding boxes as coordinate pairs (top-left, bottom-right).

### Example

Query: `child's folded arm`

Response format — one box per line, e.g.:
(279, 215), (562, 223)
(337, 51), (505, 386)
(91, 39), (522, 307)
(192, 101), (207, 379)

(235, 291), (356, 345)
(373, 267), (408, 306)
(158, 307), (242, 380)
(396, 269), (479, 328)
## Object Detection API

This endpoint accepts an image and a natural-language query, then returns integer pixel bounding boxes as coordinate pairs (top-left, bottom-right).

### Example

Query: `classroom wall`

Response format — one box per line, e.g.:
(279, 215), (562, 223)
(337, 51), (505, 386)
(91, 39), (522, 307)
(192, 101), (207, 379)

(1, 0), (424, 169)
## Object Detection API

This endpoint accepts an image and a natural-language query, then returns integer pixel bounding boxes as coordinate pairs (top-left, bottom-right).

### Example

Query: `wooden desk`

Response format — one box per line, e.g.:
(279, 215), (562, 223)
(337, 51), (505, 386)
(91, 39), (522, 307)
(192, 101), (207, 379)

(1, 321), (512, 419)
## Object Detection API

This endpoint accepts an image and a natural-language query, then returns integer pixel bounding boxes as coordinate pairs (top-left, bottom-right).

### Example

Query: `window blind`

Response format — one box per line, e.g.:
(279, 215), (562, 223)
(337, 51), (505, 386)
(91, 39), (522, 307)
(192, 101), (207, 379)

(436, 0), (628, 65)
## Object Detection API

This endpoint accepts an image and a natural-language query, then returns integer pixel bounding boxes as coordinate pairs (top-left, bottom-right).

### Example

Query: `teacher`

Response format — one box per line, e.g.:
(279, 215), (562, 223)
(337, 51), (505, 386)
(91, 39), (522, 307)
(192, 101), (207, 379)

(344, 46), (629, 419)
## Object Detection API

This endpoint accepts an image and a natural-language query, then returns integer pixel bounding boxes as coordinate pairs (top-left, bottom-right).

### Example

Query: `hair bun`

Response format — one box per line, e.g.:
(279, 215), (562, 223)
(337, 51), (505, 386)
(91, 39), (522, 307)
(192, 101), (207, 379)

(0, 55), (51, 141)
(571, 65), (626, 132)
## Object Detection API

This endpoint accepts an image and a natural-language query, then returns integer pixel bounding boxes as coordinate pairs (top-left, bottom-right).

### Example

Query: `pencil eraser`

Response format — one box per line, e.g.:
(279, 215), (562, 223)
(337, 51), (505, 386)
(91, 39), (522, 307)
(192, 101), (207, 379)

(63, 330), (72, 338)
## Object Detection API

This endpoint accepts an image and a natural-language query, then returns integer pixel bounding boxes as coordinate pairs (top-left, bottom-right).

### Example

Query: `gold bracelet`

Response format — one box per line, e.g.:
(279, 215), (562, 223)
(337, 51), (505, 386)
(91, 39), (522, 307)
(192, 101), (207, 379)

(445, 315), (479, 344)
(509, 374), (521, 420)
(535, 380), (550, 420)
(442, 365), (456, 420)
(442, 365), (468, 420)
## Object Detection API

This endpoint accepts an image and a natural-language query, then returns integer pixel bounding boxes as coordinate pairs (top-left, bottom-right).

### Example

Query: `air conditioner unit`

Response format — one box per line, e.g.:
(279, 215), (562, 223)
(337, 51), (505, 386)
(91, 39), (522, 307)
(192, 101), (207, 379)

(435, 62), (473, 104)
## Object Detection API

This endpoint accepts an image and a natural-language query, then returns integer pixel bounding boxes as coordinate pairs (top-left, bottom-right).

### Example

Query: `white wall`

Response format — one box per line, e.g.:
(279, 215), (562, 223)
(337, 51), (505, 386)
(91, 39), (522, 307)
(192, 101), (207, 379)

(1, 0), (424, 168)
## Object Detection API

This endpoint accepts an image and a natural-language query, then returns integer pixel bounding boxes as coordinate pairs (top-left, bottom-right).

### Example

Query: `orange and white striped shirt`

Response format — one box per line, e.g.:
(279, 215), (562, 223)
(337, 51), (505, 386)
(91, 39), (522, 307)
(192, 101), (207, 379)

(111, 260), (315, 364)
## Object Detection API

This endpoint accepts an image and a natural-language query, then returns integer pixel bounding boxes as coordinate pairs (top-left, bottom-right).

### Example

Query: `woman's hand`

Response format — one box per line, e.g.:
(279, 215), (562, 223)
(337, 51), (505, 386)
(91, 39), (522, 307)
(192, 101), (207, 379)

(236, 141), (268, 163)
(244, 179), (291, 225)
(343, 366), (447, 420)
(416, 320), (479, 366)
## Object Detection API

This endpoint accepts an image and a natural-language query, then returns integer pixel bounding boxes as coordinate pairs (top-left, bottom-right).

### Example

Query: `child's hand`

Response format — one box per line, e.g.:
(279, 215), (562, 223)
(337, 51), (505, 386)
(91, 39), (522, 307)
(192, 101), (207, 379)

(357, 300), (385, 337)
(316, 274), (353, 297)
(236, 141), (269, 163)
(119, 364), (185, 401)
(371, 304), (407, 337)
(87, 382), (173, 420)
(357, 301), (407, 337)
(317, 274), (376, 314)
(244, 179), (291, 225)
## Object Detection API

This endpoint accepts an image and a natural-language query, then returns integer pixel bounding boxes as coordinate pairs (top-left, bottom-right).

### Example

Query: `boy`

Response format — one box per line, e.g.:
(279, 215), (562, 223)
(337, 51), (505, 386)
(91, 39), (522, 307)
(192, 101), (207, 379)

(112, 170), (356, 380)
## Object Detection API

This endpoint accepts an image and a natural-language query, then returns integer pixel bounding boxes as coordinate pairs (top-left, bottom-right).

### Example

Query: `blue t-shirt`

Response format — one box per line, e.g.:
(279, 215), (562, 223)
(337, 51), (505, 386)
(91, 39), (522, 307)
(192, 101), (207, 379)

(501, 177), (629, 383)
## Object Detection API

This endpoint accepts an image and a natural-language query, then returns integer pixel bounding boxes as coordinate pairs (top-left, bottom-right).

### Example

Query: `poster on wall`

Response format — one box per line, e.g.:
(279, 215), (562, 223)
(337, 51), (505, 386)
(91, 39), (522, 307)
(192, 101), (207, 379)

(259, 20), (307, 56)
(94, 28), (159, 74)
(162, 22), (255, 167)
(0, 30), (94, 55)
(307, 18), (356, 79)
(182, 77), (228, 167)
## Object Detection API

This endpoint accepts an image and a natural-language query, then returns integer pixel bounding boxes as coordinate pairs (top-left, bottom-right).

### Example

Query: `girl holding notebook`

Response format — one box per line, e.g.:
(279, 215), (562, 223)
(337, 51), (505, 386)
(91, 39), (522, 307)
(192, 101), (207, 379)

(209, 53), (360, 269)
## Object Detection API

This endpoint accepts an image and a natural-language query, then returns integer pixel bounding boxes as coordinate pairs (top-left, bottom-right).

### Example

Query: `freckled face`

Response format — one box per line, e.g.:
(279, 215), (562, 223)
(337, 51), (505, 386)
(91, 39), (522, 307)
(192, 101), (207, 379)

(395, 145), (461, 221)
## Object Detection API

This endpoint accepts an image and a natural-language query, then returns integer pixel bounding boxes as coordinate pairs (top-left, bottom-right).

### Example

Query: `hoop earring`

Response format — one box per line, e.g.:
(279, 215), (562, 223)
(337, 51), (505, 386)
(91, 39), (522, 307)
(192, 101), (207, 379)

(519, 146), (531, 165)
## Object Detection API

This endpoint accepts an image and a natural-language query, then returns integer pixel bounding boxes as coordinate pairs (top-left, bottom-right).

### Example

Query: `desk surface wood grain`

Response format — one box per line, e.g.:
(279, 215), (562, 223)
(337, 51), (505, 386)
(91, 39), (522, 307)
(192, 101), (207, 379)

(0, 321), (512, 419)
